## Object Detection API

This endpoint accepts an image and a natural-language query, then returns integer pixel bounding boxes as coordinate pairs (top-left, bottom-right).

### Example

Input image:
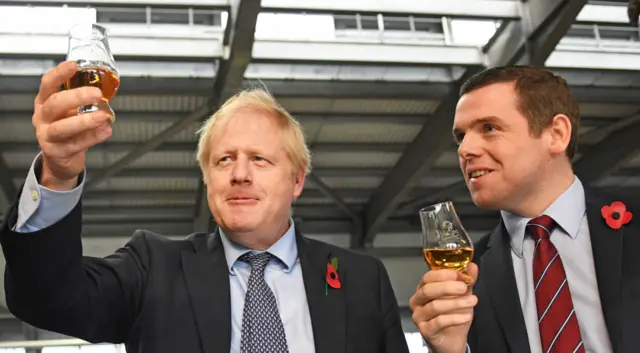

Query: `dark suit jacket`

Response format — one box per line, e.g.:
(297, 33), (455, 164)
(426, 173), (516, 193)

(0, 199), (410, 353)
(467, 186), (640, 353)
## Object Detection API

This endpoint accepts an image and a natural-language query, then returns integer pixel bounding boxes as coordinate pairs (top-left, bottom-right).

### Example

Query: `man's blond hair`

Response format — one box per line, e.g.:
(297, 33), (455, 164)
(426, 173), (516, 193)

(196, 89), (311, 182)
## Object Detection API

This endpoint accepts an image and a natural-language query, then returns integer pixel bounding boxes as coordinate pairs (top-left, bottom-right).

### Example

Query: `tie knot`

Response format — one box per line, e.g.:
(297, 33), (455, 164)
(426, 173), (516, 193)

(527, 215), (556, 240)
(239, 252), (273, 272)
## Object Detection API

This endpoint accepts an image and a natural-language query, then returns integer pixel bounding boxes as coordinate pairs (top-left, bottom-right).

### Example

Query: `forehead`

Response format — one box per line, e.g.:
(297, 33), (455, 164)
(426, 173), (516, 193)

(209, 107), (284, 149)
(453, 82), (519, 128)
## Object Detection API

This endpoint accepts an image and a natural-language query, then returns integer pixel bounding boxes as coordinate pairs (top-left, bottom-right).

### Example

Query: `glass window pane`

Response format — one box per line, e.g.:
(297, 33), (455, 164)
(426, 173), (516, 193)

(334, 15), (357, 30)
(383, 16), (411, 31)
(413, 17), (444, 33)
(150, 8), (189, 24)
(193, 9), (221, 26)
(97, 7), (146, 24)
(360, 15), (378, 30)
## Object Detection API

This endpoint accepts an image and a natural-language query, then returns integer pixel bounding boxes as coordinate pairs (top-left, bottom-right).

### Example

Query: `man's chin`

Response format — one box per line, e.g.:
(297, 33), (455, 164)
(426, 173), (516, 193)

(469, 192), (501, 211)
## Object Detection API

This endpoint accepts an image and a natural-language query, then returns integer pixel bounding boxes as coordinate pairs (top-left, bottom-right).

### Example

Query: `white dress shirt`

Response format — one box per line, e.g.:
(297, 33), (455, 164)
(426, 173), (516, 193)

(500, 176), (613, 353)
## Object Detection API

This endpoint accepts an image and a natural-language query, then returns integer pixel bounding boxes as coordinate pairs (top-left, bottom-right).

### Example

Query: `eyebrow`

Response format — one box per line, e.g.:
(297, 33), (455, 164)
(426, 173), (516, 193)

(452, 116), (501, 137)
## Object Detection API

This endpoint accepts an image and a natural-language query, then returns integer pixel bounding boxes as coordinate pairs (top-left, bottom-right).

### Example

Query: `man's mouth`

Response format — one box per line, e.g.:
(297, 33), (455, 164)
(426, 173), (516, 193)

(468, 169), (492, 180)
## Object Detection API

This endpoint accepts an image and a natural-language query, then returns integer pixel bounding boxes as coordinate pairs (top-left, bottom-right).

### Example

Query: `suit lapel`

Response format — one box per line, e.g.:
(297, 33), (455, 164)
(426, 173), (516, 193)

(481, 221), (531, 353)
(584, 187), (624, 351)
(182, 231), (231, 353)
(297, 231), (346, 353)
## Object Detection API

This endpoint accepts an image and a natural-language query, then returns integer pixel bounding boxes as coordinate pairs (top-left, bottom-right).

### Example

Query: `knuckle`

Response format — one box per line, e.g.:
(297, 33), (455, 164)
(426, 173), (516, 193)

(411, 311), (419, 324)
(424, 299), (441, 315)
(40, 74), (50, 89)
(418, 321), (434, 337)
(35, 125), (48, 142)
(422, 272), (430, 283)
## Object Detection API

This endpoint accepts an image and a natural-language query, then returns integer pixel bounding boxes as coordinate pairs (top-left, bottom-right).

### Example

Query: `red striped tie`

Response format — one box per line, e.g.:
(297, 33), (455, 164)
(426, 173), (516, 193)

(527, 215), (585, 353)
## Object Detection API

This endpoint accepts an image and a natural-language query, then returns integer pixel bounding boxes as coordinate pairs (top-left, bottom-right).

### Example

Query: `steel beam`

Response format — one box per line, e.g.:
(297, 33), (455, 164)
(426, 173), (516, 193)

(77, 0), (256, 196)
(252, 40), (484, 66)
(11, 167), (398, 179)
(398, 179), (468, 214)
(0, 154), (17, 206)
(358, 0), (587, 246)
(1, 141), (408, 155)
(546, 50), (640, 72)
(193, 0), (262, 232)
(358, 68), (482, 248)
(576, 3), (633, 24)
(260, 0), (521, 19)
(0, 0), (229, 6)
(79, 216), (499, 238)
(484, 0), (588, 67)
(574, 119), (640, 184)
(306, 173), (361, 222)
(2, 111), (428, 125)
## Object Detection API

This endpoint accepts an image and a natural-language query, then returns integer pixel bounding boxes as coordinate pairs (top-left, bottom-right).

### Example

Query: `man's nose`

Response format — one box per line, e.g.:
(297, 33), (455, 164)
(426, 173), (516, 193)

(231, 158), (252, 184)
(457, 134), (481, 160)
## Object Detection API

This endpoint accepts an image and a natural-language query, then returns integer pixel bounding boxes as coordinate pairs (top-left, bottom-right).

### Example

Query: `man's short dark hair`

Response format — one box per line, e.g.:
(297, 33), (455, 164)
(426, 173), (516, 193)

(459, 65), (580, 159)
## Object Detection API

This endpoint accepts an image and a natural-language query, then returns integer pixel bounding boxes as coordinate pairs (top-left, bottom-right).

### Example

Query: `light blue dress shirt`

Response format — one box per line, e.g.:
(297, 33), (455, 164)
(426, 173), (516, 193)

(13, 154), (317, 352)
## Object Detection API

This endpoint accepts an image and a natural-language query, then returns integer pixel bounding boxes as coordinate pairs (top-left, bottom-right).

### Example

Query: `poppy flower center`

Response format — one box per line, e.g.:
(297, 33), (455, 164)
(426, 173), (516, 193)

(612, 212), (620, 220)
(330, 273), (336, 279)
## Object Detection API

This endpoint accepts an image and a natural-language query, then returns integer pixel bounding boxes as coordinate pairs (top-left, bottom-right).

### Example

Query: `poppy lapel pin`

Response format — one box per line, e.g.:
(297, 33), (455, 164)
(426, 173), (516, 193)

(325, 255), (341, 295)
(601, 201), (632, 230)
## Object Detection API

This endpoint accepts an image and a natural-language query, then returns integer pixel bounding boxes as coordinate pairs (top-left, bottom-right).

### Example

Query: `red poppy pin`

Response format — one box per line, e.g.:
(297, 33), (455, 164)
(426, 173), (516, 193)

(601, 201), (632, 230)
(325, 256), (341, 295)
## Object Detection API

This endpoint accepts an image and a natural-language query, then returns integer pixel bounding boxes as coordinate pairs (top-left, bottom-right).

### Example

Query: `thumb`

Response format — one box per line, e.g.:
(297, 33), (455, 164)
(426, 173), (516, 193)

(457, 262), (479, 289)
(466, 262), (479, 282)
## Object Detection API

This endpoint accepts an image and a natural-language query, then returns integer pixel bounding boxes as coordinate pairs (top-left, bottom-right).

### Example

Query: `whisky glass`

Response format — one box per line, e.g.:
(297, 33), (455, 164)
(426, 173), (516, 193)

(420, 201), (474, 277)
(64, 23), (120, 121)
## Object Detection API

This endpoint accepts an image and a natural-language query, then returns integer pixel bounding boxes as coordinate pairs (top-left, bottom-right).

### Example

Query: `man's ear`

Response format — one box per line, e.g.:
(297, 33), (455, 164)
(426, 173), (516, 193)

(547, 114), (571, 156)
(293, 171), (306, 198)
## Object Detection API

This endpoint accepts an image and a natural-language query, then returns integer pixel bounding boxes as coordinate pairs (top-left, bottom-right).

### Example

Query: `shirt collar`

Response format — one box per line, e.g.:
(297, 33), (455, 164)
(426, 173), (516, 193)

(501, 175), (586, 258)
(218, 219), (298, 274)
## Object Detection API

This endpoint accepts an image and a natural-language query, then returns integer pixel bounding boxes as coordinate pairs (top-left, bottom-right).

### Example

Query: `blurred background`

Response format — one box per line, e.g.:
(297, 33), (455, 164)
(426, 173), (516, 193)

(0, 0), (639, 351)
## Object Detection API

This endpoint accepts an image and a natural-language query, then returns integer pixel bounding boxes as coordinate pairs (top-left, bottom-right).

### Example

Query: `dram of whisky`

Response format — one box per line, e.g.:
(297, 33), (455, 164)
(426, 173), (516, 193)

(423, 247), (473, 272)
(64, 65), (120, 101)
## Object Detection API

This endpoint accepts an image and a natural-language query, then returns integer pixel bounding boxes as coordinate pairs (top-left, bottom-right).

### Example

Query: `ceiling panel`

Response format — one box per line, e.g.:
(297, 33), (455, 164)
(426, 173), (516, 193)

(294, 196), (369, 205)
(4, 151), (44, 169)
(311, 151), (400, 168)
(90, 177), (200, 191)
(126, 151), (198, 168)
(110, 95), (209, 113)
(620, 150), (640, 167)
(278, 97), (439, 115)
(0, 120), (34, 142)
(0, 93), (34, 111)
(419, 175), (464, 188)
(433, 151), (459, 168)
(579, 103), (639, 118)
(108, 121), (200, 142)
(306, 176), (382, 189)
(82, 198), (196, 207)
(593, 175), (640, 188)
(314, 123), (421, 143)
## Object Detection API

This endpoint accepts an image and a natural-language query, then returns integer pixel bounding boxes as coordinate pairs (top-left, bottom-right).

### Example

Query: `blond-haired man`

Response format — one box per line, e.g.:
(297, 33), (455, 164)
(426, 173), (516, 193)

(0, 61), (410, 353)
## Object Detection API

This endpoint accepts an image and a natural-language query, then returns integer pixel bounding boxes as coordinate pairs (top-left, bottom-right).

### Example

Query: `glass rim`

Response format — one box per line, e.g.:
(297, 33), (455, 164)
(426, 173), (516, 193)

(419, 200), (454, 214)
(68, 23), (107, 40)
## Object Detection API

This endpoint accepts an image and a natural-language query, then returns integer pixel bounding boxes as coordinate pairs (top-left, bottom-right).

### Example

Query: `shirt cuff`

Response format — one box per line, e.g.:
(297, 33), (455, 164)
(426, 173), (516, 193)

(14, 153), (85, 232)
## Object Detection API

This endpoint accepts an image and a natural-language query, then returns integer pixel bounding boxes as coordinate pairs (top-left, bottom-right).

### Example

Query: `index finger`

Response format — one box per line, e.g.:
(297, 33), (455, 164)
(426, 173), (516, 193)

(419, 269), (460, 287)
(36, 61), (77, 105)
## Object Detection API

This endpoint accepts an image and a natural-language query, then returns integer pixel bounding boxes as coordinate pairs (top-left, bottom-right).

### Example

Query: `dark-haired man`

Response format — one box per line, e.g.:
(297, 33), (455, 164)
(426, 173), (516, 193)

(409, 66), (640, 353)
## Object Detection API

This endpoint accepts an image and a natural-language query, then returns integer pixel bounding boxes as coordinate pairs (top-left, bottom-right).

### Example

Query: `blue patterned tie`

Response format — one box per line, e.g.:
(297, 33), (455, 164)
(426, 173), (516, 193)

(239, 252), (289, 353)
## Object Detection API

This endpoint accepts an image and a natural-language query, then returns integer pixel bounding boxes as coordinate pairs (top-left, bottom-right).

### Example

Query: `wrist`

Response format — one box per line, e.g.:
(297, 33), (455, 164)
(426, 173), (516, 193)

(40, 161), (78, 191)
